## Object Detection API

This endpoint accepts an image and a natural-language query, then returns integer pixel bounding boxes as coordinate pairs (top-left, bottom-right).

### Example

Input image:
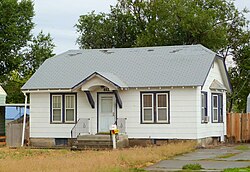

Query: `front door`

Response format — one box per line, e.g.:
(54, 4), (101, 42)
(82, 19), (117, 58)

(98, 94), (116, 132)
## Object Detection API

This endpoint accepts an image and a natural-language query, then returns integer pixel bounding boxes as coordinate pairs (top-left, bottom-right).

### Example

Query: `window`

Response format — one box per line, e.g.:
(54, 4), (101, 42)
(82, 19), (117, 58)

(65, 95), (76, 122)
(142, 93), (154, 123)
(51, 94), (76, 123)
(156, 93), (168, 123)
(201, 92), (207, 123)
(52, 95), (62, 122)
(141, 92), (170, 124)
(212, 93), (223, 123)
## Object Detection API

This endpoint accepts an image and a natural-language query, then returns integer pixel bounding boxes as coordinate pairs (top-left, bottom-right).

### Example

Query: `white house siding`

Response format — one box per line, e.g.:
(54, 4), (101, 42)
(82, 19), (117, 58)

(117, 87), (199, 139)
(30, 86), (201, 139)
(30, 91), (99, 138)
(198, 58), (227, 139)
(30, 93), (74, 138)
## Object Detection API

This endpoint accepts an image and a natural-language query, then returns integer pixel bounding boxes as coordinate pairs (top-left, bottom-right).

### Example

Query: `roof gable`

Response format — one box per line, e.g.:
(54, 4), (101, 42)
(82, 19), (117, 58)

(22, 44), (219, 90)
(209, 79), (227, 90)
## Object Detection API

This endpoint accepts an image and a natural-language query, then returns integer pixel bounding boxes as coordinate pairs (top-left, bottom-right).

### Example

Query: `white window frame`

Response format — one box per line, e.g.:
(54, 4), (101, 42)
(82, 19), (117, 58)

(219, 94), (223, 122)
(201, 92), (207, 123)
(65, 94), (75, 123)
(212, 94), (219, 122)
(142, 93), (154, 123)
(52, 95), (63, 123)
(156, 93), (168, 123)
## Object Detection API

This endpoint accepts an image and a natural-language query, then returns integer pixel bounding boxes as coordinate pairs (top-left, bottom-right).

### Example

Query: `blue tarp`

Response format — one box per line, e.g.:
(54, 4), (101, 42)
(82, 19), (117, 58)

(5, 107), (30, 120)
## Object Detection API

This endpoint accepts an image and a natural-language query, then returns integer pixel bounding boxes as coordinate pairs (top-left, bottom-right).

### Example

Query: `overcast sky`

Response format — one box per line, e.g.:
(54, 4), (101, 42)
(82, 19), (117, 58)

(33, 0), (250, 54)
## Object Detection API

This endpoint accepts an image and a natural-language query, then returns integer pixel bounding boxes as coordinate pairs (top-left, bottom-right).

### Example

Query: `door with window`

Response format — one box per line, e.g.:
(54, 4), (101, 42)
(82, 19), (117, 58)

(98, 94), (116, 132)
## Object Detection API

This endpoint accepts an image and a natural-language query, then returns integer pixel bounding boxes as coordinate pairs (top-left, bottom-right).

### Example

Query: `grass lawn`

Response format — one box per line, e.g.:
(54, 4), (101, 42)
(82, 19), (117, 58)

(224, 167), (250, 172)
(235, 145), (250, 151)
(0, 141), (196, 172)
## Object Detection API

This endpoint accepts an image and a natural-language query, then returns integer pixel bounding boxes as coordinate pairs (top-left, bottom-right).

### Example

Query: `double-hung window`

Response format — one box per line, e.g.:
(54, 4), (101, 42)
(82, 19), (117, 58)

(52, 95), (63, 122)
(201, 92), (207, 123)
(141, 92), (170, 124)
(51, 94), (76, 123)
(156, 93), (168, 123)
(142, 93), (154, 123)
(212, 93), (223, 123)
(65, 95), (76, 122)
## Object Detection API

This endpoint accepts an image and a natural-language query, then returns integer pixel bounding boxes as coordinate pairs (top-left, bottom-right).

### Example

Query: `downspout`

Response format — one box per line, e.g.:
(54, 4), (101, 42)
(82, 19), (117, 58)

(21, 92), (28, 147)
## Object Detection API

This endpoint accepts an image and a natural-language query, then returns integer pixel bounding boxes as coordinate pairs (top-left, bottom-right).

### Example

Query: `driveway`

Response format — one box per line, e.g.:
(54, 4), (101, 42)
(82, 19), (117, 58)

(146, 144), (250, 171)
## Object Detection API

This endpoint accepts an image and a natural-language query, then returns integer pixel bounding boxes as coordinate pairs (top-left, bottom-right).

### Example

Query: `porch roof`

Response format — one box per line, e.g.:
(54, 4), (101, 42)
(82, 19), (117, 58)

(76, 72), (128, 89)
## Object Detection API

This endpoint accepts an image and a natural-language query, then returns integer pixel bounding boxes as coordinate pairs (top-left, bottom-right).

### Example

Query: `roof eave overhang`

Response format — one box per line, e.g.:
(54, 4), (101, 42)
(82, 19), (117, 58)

(201, 55), (232, 93)
(22, 88), (73, 93)
(215, 55), (233, 93)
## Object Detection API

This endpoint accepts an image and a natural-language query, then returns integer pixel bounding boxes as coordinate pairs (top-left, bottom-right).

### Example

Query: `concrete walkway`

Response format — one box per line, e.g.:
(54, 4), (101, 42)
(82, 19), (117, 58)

(146, 144), (250, 171)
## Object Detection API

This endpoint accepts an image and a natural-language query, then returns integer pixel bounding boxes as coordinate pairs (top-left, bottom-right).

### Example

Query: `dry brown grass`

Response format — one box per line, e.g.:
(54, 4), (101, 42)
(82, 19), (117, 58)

(0, 141), (196, 172)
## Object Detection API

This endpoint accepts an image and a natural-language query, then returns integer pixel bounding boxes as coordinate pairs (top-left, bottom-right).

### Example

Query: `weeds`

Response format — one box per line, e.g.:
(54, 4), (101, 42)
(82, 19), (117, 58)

(0, 141), (196, 172)
(235, 145), (250, 151)
(216, 153), (238, 159)
(182, 163), (202, 170)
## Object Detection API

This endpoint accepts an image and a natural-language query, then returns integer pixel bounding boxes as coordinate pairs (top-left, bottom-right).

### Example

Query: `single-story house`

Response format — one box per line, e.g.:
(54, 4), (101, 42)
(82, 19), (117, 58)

(21, 44), (231, 146)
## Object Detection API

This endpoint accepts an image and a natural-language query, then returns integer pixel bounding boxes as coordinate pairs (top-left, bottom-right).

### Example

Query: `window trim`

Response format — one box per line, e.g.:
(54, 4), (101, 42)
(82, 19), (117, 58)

(211, 93), (223, 123)
(50, 93), (77, 124)
(201, 92), (208, 123)
(140, 91), (170, 124)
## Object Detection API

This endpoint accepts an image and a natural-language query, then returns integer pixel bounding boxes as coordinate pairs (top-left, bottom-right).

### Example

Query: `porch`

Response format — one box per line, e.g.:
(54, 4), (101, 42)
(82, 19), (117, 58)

(70, 118), (128, 149)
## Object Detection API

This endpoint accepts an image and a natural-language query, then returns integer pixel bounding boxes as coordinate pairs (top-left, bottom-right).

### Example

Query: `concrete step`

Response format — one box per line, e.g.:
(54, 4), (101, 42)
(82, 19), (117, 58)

(72, 134), (129, 149)
(71, 145), (113, 151)
(77, 134), (111, 141)
(75, 140), (112, 146)
(73, 135), (113, 149)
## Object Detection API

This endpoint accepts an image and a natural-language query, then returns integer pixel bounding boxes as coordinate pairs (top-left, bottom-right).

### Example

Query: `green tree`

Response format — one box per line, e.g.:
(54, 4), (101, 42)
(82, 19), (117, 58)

(229, 44), (250, 112)
(22, 31), (55, 75)
(76, 0), (249, 52)
(0, 0), (34, 81)
(4, 31), (55, 103)
(76, 0), (250, 112)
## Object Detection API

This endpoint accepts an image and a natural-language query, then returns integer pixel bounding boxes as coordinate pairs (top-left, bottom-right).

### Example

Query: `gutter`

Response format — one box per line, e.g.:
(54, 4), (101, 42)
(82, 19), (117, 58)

(21, 92), (28, 147)
(22, 89), (72, 93)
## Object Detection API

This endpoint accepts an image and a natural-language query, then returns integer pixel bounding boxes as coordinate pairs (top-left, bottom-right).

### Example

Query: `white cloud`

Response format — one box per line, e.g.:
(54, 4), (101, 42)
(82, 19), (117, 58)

(33, 0), (117, 53)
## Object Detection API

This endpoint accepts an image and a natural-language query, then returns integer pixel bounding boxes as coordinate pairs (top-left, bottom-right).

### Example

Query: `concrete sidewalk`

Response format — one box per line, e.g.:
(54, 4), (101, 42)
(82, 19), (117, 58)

(146, 144), (250, 171)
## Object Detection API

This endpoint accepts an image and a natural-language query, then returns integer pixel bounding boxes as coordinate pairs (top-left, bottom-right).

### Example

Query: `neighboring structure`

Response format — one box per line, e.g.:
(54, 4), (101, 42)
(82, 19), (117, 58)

(247, 93), (250, 113)
(22, 45), (232, 146)
(0, 86), (6, 106)
(0, 86), (6, 136)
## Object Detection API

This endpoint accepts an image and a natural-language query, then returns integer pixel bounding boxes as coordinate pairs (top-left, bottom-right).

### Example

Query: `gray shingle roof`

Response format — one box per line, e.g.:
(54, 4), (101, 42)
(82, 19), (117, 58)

(22, 44), (217, 90)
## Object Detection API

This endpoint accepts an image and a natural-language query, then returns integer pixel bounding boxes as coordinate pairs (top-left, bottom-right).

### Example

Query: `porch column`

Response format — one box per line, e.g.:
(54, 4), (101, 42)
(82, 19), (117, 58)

(113, 90), (122, 108)
(84, 91), (95, 108)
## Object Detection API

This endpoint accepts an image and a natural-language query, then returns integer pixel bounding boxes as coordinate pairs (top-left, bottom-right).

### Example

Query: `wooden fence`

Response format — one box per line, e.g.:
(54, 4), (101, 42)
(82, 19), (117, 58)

(227, 113), (250, 143)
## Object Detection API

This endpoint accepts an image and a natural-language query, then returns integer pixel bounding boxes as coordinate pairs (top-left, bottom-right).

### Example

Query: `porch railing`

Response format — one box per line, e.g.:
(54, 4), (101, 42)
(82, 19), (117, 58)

(117, 118), (127, 134)
(71, 118), (90, 138)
